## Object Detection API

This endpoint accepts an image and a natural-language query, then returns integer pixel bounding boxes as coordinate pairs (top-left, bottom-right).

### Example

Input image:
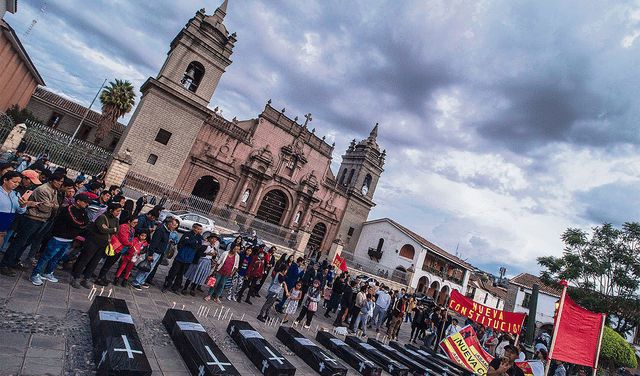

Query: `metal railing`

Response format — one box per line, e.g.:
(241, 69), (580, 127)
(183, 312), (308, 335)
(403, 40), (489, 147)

(121, 171), (298, 248)
(0, 113), (14, 144)
(421, 264), (464, 284)
(22, 120), (111, 176)
(341, 251), (410, 285)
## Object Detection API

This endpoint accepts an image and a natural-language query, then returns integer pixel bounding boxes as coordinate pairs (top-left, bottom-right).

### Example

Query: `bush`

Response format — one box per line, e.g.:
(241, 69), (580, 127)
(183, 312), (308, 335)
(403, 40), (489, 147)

(600, 326), (637, 369)
(5, 104), (41, 125)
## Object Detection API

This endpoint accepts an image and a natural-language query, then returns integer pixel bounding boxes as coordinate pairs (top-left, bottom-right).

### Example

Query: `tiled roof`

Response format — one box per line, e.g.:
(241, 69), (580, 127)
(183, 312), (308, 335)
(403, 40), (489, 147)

(31, 87), (126, 134)
(367, 218), (474, 270)
(509, 273), (561, 297)
(469, 274), (507, 299)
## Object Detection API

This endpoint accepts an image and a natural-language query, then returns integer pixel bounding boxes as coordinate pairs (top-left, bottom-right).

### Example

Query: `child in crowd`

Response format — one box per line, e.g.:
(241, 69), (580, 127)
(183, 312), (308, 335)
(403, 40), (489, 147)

(295, 279), (322, 328)
(282, 281), (302, 324)
(257, 264), (289, 322)
(322, 281), (332, 308)
(114, 230), (148, 287)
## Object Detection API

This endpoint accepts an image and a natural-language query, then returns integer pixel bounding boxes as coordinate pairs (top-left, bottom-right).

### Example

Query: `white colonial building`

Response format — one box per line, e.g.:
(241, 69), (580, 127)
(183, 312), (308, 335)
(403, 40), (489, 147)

(504, 273), (561, 333)
(466, 273), (507, 310)
(348, 218), (473, 306)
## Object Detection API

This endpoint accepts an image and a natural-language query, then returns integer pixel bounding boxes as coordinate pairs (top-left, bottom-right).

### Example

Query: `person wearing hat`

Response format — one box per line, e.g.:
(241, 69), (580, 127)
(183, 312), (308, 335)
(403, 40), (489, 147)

(487, 344), (525, 376)
(29, 193), (90, 285)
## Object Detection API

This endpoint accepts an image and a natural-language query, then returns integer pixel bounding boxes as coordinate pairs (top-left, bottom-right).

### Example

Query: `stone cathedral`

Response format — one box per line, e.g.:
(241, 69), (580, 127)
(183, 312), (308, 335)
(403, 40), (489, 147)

(116, 1), (385, 253)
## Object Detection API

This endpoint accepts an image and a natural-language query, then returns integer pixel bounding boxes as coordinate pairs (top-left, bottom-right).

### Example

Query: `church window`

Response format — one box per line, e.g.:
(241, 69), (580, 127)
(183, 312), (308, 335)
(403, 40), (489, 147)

(109, 137), (120, 150)
(294, 211), (301, 223)
(241, 189), (251, 203)
(155, 129), (172, 145)
(339, 169), (347, 185)
(363, 174), (372, 189)
(346, 169), (355, 186)
(180, 61), (205, 93)
(256, 190), (288, 225)
(308, 222), (327, 250)
(147, 154), (158, 165)
(47, 112), (63, 128)
(78, 125), (91, 140)
(347, 227), (354, 236)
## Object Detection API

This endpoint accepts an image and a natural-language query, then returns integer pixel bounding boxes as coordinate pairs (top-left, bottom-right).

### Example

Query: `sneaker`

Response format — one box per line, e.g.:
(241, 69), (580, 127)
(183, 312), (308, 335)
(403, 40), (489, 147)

(141, 283), (150, 289)
(226, 296), (233, 301)
(70, 278), (81, 289)
(303, 325), (310, 329)
(282, 320), (289, 324)
(40, 273), (58, 283)
(30, 274), (43, 286)
(232, 296), (237, 302)
(214, 298), (221, 303)
(257, 315), (266, 322)
(95, 279), (108, 286)
(0, 267), (16, 277)
(131, 284), (142, 291)
(204, 296), (211, 301)
(10, 262), (28, 271)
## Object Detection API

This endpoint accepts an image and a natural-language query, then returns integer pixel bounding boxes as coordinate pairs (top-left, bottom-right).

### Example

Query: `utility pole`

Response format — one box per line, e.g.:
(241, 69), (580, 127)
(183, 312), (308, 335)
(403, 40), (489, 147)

(68, 79), (107, 147)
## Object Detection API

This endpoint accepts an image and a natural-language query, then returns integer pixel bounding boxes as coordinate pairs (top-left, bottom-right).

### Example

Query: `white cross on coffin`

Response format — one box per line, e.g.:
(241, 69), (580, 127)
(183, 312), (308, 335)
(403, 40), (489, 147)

(230, 325), (235, 335)
(265, 346), (284, 364)
(97, 350), (107, 369)
(359, 361), (366, 372)
(319, 362), (325, 372)
(389, 363), (394, 372)
(198, 364), (205, 376)
(113, 335), (143, 358)
(321, 352), (338, 365)
(262, 359), (269, 372)
(205, 345), (232, 371)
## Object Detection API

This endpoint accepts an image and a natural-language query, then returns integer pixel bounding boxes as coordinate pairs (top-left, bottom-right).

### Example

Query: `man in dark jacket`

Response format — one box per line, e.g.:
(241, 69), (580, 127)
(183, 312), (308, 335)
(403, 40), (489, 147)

(324, 273), (345, 318)
(237, 248), (266, 304)
(254, 246), (275, 297)
(162, 223), (203, 293)
(300, 260), (317, 299)
(131, 217), (177, 290)
(333, 280), (355, 326)
(30, 194), (90, 286)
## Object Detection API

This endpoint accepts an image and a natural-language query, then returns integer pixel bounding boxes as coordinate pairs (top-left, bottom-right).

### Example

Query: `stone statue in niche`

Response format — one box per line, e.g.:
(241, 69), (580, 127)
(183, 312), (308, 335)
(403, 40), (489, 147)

(294, 211), (301, 223)
(241, 189), (251, 203)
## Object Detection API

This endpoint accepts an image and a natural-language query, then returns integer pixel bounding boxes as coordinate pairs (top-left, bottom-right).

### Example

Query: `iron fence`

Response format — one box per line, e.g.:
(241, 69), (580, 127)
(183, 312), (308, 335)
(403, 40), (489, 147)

(341, 251), (410, 286)
(0, 113), (14, 144)
(22, 120), (112, 176)
(121, 171), (298, 248)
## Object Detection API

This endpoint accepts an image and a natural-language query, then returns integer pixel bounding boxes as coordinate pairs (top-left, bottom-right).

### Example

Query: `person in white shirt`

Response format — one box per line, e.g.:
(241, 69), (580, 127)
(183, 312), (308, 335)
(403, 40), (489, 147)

(445, 318), (462, 337)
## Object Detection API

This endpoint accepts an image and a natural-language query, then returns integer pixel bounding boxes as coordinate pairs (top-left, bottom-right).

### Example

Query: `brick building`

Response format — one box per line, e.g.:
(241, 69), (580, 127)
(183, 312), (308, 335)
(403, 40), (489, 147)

(116, 2), (385, 253)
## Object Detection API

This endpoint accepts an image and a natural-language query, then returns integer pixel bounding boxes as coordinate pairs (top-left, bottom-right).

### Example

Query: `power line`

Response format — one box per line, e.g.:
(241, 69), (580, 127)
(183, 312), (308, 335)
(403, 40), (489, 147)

(24, 3), (46, 37)
(38, 65), (104, 81)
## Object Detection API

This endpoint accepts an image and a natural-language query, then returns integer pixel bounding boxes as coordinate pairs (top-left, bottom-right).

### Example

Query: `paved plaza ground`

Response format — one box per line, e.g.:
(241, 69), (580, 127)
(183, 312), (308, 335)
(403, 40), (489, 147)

(0, 260), (421, 376)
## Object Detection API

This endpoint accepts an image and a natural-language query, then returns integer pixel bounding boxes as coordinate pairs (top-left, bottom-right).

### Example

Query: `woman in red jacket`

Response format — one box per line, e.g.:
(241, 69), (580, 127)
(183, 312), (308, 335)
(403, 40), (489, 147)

(94, 215), (137, 286)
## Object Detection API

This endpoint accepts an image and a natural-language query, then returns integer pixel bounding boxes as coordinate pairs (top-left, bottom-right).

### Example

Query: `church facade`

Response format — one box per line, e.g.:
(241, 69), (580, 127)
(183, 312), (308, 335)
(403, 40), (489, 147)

(116, 2), (385, 253)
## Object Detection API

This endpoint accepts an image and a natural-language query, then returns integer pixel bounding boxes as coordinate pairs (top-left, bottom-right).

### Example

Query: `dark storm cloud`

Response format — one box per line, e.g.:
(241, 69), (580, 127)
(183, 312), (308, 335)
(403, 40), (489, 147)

(575, 182), (640, 225)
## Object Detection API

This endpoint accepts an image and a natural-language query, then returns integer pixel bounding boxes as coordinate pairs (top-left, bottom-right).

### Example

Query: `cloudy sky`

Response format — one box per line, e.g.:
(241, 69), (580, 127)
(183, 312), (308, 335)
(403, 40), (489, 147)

(6, 0), (640, 278)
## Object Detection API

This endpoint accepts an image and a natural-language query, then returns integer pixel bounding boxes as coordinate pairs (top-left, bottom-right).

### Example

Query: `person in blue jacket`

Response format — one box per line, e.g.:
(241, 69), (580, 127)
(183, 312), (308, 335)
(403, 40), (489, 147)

(162, 223), (203, 293)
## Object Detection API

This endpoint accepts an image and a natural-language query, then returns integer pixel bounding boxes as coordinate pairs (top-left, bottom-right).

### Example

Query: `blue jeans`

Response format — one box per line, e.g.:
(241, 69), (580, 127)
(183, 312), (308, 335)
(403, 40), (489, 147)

(354, 312), (369, 335)
(372, 305), (386, 330)
(405, 313), (413, 322)
(32, 238), (71, 277)
(0, 229), (13, 250)
(208, 273), (230, 298)
(26, 220), (53, 259)
(0, 217), (45, 268)
(132, 253), (162, 286)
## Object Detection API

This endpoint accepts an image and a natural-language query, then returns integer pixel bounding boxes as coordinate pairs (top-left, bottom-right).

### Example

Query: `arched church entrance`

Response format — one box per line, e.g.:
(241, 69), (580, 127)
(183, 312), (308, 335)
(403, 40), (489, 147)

(308, 222), (327, 251)
(191, 176), (220, 202)
(255, 190), (288, 225)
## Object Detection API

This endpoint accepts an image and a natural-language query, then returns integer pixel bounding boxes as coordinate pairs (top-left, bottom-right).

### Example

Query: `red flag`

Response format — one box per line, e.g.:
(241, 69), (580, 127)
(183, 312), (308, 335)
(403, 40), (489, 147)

(551, 286), (605, 367)
(333, 254), (347, 273)
(448, 290), (526, 334)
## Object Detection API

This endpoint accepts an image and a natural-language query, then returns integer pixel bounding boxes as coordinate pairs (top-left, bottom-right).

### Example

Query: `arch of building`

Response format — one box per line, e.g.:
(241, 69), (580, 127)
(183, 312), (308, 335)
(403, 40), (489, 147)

(399, 244), (415, 259)
(191, 175), (221, 203)
(417, 275), (430, 294)
(255, 188), (290, 226)
(427, 280), (441, 298)
(438, 285), (450, 306)
(308, 222), (328, 250)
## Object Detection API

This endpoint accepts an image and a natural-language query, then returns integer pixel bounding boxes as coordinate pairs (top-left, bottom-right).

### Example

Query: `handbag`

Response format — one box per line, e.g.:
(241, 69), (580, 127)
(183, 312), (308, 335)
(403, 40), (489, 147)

(308, 301), (318, 312)
(165, 243), (177, 259)
(105, 243), (115, 257)
(205, 275), (217, 288)
(137, 258), (152, 272)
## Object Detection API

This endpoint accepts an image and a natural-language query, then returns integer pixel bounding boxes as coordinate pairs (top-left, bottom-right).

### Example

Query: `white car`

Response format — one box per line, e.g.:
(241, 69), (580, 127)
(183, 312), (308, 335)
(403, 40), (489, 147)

(161, 210), (216, 238)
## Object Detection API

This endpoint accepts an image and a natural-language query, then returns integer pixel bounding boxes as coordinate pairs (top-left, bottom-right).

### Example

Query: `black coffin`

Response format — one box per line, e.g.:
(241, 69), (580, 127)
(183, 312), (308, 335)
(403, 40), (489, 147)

(315, 330), (382, 376)
(276, 327), (348, 376)
(366, 338), (439, 376)
(88, 296), (152, 376)
(409, 344), (477, 376)
(344, 335), (409, 376)
(162, 309), (240, 376)
(226, 320), (296, 376)
(387, 342), (460, 376)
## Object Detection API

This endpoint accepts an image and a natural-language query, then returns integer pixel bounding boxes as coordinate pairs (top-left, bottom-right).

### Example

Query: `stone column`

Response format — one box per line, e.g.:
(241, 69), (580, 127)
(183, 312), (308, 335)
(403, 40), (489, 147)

(405, 265), (416, 292)
(248, 185), (266, 213)
(1, 123), (27, 153)
(327, 238), (344, 264)
(104, 149), (133, 189)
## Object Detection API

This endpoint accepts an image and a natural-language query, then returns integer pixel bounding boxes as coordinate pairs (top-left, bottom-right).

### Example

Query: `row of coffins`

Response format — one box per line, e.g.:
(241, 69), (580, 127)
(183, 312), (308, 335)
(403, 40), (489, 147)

(90, 297), (478, 376)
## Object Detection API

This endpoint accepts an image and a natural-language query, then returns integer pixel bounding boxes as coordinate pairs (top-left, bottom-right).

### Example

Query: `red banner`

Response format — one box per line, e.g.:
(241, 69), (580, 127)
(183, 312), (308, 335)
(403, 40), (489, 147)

(333, 253), (347, 273)
(448, 290), (526, 334)
(551, 283), (605, 367)
(440, 325), (544, 376)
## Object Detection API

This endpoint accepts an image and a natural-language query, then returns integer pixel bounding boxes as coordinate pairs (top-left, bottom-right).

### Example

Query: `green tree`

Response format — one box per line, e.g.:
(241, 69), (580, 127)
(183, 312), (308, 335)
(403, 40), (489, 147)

(538, 222), (640, 336)
(5, 104), (42, 125)
(600, 326), (637, 369)
(95, 79), (135, 145)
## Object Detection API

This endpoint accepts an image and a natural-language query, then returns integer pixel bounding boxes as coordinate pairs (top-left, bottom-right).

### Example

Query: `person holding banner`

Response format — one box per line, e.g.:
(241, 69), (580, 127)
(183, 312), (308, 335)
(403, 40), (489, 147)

(487, 345), (524, 376)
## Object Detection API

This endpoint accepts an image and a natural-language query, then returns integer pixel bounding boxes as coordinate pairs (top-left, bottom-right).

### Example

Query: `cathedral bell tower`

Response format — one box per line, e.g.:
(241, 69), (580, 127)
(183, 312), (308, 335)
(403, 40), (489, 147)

(116, 1), (236, 185)
(336, 124), (386, 254)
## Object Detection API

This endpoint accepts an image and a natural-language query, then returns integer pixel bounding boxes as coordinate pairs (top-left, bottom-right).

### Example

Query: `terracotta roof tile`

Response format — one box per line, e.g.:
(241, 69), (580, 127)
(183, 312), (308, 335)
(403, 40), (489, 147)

(509, 273), (561, 297)
(31, 87), (125, 134)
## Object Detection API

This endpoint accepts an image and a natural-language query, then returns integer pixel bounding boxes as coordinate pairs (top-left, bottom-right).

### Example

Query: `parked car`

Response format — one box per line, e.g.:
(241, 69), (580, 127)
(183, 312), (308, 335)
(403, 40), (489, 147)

(218, 232), (265, 251)
(159, 210), (216, 239)
(355, 274), (379, 287)
(414, 292), (436, 309)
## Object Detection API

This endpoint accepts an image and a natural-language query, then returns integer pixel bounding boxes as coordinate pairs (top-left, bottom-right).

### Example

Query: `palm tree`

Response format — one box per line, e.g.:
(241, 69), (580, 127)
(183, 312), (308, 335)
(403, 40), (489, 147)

(95, 79), (135, 146)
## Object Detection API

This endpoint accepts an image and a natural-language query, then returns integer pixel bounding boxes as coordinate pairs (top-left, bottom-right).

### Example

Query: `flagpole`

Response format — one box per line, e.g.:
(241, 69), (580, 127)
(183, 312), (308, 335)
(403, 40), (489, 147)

(592, 314), (606, 376)
(544, 283), (568, 376)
